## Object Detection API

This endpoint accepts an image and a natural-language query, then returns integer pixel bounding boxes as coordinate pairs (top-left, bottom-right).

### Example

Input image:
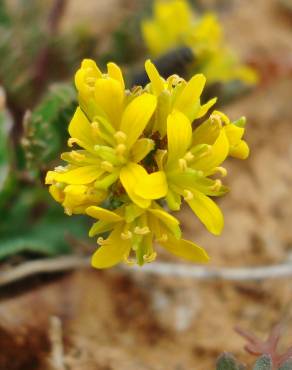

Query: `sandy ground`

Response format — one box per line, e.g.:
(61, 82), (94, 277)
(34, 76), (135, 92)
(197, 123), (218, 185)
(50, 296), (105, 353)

(1, 0), (292, 369)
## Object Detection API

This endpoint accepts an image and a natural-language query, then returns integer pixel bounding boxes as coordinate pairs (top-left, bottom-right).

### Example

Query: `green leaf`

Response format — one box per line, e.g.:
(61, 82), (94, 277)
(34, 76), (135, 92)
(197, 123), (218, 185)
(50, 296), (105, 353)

(216, 353), (240, 370)
(0, 210), (89, 260)
(252, 355), (272, 370)
(0, 0), (10, 26)
(22, 82), (77, 170)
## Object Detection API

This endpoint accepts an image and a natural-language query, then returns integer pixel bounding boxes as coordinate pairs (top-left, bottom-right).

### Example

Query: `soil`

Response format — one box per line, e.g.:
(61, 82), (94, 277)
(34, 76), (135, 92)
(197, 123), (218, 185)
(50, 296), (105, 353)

(1, 0), (292, 369)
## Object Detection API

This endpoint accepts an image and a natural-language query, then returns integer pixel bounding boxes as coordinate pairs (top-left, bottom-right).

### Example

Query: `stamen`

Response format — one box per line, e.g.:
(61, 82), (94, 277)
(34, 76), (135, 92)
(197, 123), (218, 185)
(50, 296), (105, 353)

(178, 158), (188, 171)
(210, 113), (222, 127)
(134, 226), (150, 235)
(54, 166), (66, 173)
(197, 145), (212, 159)
(70, 151), (85, 161)
(68, 138), (79, 147)
(101, 161), (114, 172)
(121, 231), (133, 240)
(184, 152), (194, 162)
(97, 237), (109, 245)
(143, 252), (157, 263)
(123, 256), (135, 266)
(114, 131), (127, 143)
(183, 189), (194, 201)
(115, 143), (127, 156)
(211, 179), (222, 192)
(91, 121), (100, 133)
(214, 167), (227, 177)
(157, 234), (168, 242)
(64, 207), (72, 216)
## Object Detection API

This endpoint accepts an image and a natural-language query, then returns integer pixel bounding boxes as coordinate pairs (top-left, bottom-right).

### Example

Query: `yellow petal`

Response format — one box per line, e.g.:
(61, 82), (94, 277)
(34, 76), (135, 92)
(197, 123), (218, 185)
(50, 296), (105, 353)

(53, 166), (104, 185)
(120, 163), (151, 208)
(135, 171), (168, 200)
(94, 77), (124, 129)
(107, 62), (125, 90)
(229, 140), (250, 159)
(196, 97), (217, 119)
(160, 236), (209, 263)
(68, 107), (97, 149)
(86, 206), (123, 222)
(186, 190), (224, 235)
(120, 93), (157, 149)
(89, 220), (116, 237)
(149, 207), (181, 239)
(174, 74), (206, 120)
(131, 138), (154, 163)
(167, 110), (192, 165)
(145, 60), (165, 95)
(193, 129), (229, 171)
(224, 124), (244, 146)
(91, 228), (131, 269)
(49, 184), (64, 202)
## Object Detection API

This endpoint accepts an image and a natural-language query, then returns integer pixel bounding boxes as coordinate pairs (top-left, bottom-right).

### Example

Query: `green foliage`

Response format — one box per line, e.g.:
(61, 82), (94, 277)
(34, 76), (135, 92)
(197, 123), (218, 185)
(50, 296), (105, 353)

(22, 83), (77, 171)
(253, 356), (272, 370)
(217, 353), (241, 370)
(279, 360), (292, 370)
(0, 186), (89, 261)
(0, 0), (97, 112)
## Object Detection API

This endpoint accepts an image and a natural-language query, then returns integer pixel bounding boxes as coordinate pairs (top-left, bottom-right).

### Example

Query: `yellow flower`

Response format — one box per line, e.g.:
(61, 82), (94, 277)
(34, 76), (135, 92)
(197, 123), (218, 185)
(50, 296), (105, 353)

(48, 183), (107, 216)
(46, 60), (160, 209)
(86, 202), (209, 268)
(45, 59), (249, 269)
(135, 110), (229, 235)
(144, 59), (217, 137)
(141, 0), (258, 85)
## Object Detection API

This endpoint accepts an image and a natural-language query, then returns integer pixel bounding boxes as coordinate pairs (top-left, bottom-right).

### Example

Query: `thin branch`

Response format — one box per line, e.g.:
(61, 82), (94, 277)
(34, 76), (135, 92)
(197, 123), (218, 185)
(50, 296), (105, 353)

(1, 256), (292, 287)
(0, 255), (90, 286)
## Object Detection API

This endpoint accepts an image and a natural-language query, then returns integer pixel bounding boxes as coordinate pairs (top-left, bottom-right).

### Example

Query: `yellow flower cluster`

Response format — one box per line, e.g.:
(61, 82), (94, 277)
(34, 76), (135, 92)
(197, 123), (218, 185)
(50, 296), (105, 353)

(141, 0), (258, 85)
(46, 59), (249, 268)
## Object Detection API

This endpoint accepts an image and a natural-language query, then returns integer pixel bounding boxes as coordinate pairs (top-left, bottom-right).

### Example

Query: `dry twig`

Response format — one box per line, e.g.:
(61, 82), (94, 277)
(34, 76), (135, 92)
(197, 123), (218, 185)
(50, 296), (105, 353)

(49, 316), (65, 370)
(1, 256), (292, 287)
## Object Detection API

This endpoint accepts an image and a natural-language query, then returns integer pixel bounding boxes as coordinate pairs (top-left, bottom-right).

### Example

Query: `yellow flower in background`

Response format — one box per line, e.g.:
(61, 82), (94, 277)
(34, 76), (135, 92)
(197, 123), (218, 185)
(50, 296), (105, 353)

(46, 58), (249, 268)
(86, 202), (209, 268)
(141, 0), (258, 85)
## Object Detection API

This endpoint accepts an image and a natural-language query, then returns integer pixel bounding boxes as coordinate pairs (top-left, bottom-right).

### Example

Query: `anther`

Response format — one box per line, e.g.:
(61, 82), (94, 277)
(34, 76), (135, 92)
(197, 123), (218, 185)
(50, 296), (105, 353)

(97, 237), (108, 245)
(210, 113), (222, 127)
(157, 234), (168, 242)
(64, 207), (72, 216)
(54, 166), (66, 173)
(183, 189), (194, 201)
(124, 256), (135, 266)
(114, 131), (127, 143)
(211, 179), (222, 192)
(184, 152), (194, 162)
(214, 167), (227, 177)
(101, 161), (114, 172)
(178, 158), (188, 171)
(115, 143), (127, 156)
(71, 151), (85, 161)
(121, 231), (133, 240)
(134, 226), (150, 235)
(68, 138), (78, 147)
(143, 252), (157, 263)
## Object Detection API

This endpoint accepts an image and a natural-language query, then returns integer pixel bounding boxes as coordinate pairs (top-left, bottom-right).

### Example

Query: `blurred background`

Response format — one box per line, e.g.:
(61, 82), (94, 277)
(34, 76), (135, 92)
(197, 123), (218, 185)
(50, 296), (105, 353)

(0, 0), (292, 369)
